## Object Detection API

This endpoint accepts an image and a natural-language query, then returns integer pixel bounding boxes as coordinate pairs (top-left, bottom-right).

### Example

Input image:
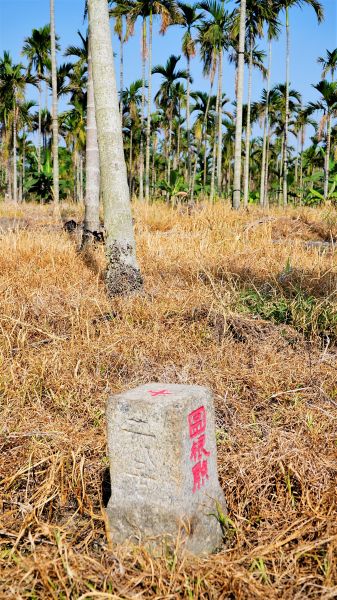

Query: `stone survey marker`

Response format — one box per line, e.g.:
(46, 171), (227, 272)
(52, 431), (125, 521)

(106, 383), (226, 554)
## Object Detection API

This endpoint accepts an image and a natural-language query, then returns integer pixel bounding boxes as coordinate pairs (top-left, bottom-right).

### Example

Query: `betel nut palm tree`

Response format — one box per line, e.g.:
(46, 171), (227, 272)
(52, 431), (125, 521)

(22, 25), (51, 173)
(88, 0), (143, 295)
(50, 0), (59, 205)
(277, 0), (323, 206)
(0, 52), (36, 203)
(318, 48), (337, 82)
(198, 0), (233, 198)
(152, 54), (188, 192)
(124, 0), (181, 203)
(178, 2), (203, 188)
(308, 80), (337, 201)
(232, 0), (246, 209)
(65, 30), (100, 242)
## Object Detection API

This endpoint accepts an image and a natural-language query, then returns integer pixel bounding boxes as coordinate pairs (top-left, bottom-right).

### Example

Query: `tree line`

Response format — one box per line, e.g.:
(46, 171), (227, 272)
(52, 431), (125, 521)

(1, 0), (337, 211)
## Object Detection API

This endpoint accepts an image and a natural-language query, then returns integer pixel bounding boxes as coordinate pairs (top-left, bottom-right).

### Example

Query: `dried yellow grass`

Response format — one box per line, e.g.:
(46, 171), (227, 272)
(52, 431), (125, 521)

(0, 202), (337, 599)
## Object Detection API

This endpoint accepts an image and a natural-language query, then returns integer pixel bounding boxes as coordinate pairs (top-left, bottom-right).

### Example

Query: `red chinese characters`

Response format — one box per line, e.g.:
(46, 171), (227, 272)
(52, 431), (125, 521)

(148, 389), (172, 397)
(188, 406), (210, 493)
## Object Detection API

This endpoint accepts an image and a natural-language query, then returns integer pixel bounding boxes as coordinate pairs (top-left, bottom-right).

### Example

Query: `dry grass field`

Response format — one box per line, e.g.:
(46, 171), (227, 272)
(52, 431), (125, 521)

(1, 201), (337, 599)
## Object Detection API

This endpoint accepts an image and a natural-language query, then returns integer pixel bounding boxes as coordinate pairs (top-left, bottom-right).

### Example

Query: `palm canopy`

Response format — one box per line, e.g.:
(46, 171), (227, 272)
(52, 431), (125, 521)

(0, 52), (36, 110)
(308, 80), (337, 113)
(317, 49), (337, 81)
(22, 25), (56, 77)
(65, 31), (88, 66)
(233, 0), (280, 42)
(196, 0), (234, 77)
(153, 55), (188, 117)
(122, 79), (144, 120)
(178, 2), (204, 60)
(276, 0), (324, 22)
(229, 42), (267, 77)
(125, 0), (181, 35)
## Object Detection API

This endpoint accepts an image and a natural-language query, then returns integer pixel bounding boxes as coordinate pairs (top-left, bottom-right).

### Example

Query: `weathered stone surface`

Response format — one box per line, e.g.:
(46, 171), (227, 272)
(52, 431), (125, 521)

(106, 383), (226, 554)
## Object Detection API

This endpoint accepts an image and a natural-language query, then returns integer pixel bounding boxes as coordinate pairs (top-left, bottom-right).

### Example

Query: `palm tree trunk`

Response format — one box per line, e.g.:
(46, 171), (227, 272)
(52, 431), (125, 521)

(13, 101), (17, 204)
(264, 130), (270, 208)
(129, 127), (133, 191)
(227, 162), (231, 197)
(151, 134), (157, 196)
(324, 112), (331, 201)
(80, 153), (84, 203)
(45, 79), (49, 111)
(279, 137), (284, 206)
(22, 133), (26, 201)
(83, 35), (101, 246)
(217, 50), (223, 195)
(186, 55), (191, 188)
(191, 83), (212, 202)
(203, 138), (207, 187)
(243, 33), (253, 208)
(260, 39), (271, 207)
(176, 101), (181, 171)
(294, 133), (299, 185)
(75, 150), (79, 202)
(119, 18), (124, 120)
(283, 6), (290, 207)
(38, 79), (42, 173)
(232, 0), (246, 210)
(299, 127), (304, 205)
(145, 9), (153, 203)
(210, 78), (219, 202)
(50, 0), (59, 205)
(167, 113), (173, 194)
(88, 0), (142, 295)
(139, 18), (146, 203)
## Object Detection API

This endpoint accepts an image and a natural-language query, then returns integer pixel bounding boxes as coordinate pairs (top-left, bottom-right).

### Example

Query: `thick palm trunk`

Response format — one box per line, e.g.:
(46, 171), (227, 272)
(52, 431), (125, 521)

(13, 102), (17, 204)
(139, 18), (146, 203)
(83, 36), (100, 246)
(283, 7), (290, 207)
(243, 34), (253, 208)
(217, 51), (223, 194)
(50, 0), (59, 205)
(88, 0), (142, 296)
(260, 39), (271, 207)
(232, 0), (246, 209)
(145, 10), (153, 203)
(324, 112), (331, 201)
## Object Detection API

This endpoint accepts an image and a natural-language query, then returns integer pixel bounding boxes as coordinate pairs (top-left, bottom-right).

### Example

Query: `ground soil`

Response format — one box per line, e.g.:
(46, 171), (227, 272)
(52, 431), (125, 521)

(0, 202), (337, 599)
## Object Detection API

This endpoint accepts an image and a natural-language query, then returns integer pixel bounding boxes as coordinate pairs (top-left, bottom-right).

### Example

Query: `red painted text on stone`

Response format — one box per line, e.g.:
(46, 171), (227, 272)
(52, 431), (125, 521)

(192, 460), (209, 493)
(188, 405), (207, 438)
(190, 434), (211, 462)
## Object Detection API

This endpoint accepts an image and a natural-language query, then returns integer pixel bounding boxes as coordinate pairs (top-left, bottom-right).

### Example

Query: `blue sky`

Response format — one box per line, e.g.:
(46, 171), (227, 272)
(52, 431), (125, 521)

(0, 0), (337, 141)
